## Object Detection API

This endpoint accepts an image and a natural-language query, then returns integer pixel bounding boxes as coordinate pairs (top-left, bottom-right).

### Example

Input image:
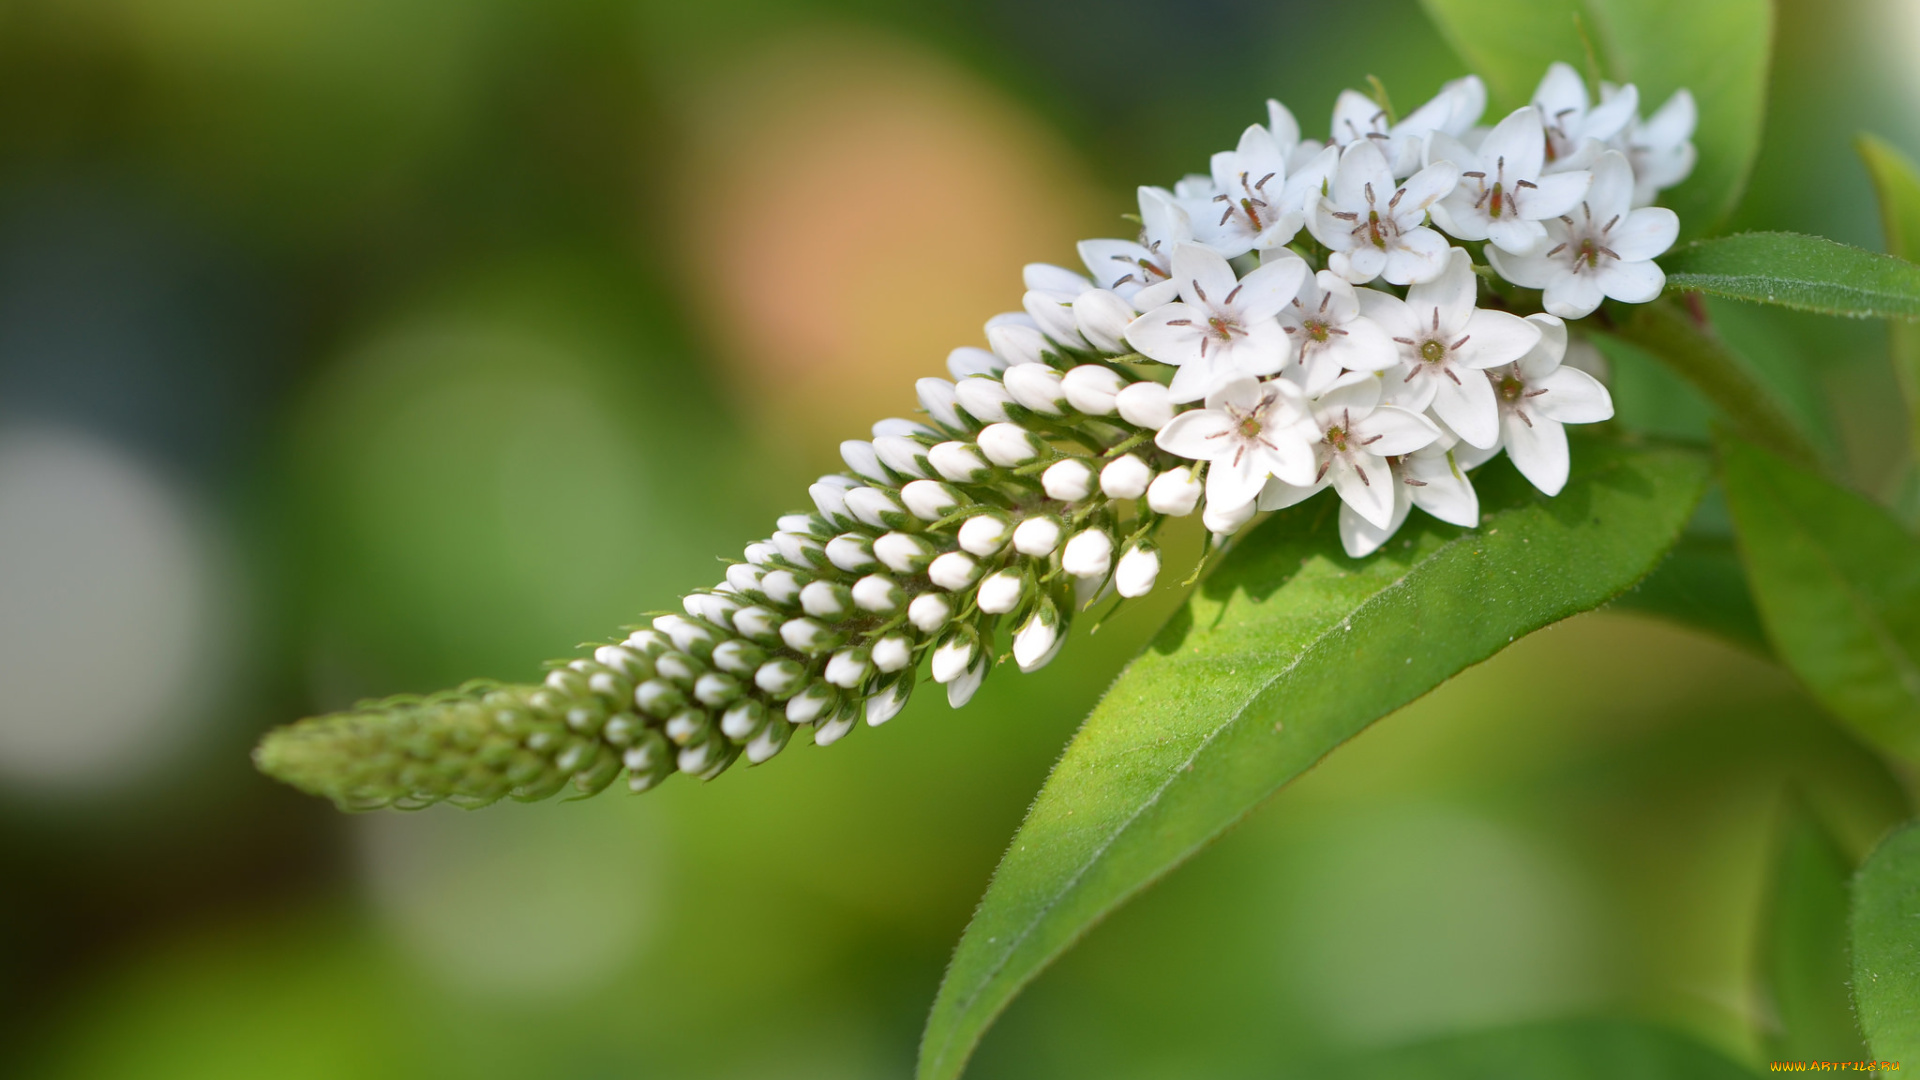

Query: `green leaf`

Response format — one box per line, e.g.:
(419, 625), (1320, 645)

(1610, 531), (1769, 654)
(915, 440), (1710, 1080)
(1852, 820), (1920, 1065)
(1662, 232), (1920, 320)
(1419, 0), (1769, 232)
(1858, 134), (1920, 473)
(1720, 436), (1920, 761)
(1758, 800), (1868, 1062)
(1341, 1017), (1758, 1079)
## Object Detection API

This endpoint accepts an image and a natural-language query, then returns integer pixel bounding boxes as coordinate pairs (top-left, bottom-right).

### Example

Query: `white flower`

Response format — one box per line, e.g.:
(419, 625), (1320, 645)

(1426, 107), (1591, 256)
(1614, 87), (1697, 207)
(1077, 187), (1192, 302)
(1255, 372), (1439, 529)
(1360, 249), (1541, 448)
(1308, 140), (1460, 286)
(1329, 76), (1486, 177)
(1024, 262), (1092, 295)
(1202, 495), (1257, 537)
(1265, 98), (1329, 173)
(1276, 269), (1398, 394)
(1012, 604), (1063, 672)
(1485, 314), (1615, 495)
(985, 312), (1048, 366)
(1154, 376), (1316, 512)
(1115, 543), (1161, 597)
(1531, 62), (1639, 172)
(1188, 124), (1319, 257)
(1125, 243), (1307, 402)
(1336, 437), (1483, 558)
(1486, 150), (1678, 319)
(1072, 291), (1136, 353)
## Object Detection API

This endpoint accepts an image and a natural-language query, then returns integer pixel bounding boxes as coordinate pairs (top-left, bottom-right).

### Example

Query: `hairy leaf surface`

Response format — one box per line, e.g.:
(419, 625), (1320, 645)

(1852, 821), (1920, 1065)
(1662, 232), (1920, 320)
(1721, 437), (1920, 761)
(916, 441), (1709, 1080)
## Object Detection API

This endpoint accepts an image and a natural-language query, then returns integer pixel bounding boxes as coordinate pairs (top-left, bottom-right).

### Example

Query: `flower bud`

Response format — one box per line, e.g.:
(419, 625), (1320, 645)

(845, 487), (908, 529)
(1116, 542), (1162, 598)
(694, 671), (745, 707)
(1024, 262), (1092, 294)
(634, 678), (686, 719)
(1013, 515), (1062, 556)
(758, 570), (802, 606)
(744, 714), (792, 764)
(1147, 466), (1203, 516)
(683, 593), (740, 627)
(976, 569), (1026, 614)
(1043, 458), (1095, 502)
(652, 614), (718, 658)
(780, 617), (841, 655)
(594, 644), (650, 680)
(1062, 528), (1114, 578)
(1115, 381), (1175, 429)
(928, 442), (992, 483)
(873, 531), (936, 573)
(908, 593), (952, 633)
(777, 513), (828, 537)
(873, 417), (935, 439)
(851, 573), (904, 613)
(841, 439), (889, 483)
(654, 651), (703, 686)
(1023, 289), (1084, 347)
(1101, 454), (1152, 499)
(772, 530), (826, 569)
(930, 632), (977, 684)
(986, 313), (1047, 366)
(824, 647), (873, 688)
(623, 628), (669, 656)
(901, 479), (962, 520)
(810, 481), (853, 526)
(786, 681), (839, 724)
(954, 378), (1014, 424)
(743, 541), (778, 566)
(873, 435), (930, 479)
(711, 638), (766, 675)
(1061, 364), (1126, 414)
(1072, 289), (1136, 353)
(946, 657), (988, 708)
(948, 346), (1006, 379)
(730, 605), (780, 643)
(826, 533), (879, 573)
(724, 562), (765, 595)
(814, 704), (858, 746)
(720, 698), (769, 741)
(864, 674), (913, 726)
(978, 423), (1044, 466)
(1013, 601), (1064, 672)
(1002, 363), (1068, 415)
(1203, 495), (1257, 537)
(928, 551), (982, 591)
(626, 730), (675, 791)
(917, 377), (965, 429)
(754, 657), (806, 698)
(957, 513), (1011, 556)
(870, 633), (914, 672)
(799, 580), (853, 620)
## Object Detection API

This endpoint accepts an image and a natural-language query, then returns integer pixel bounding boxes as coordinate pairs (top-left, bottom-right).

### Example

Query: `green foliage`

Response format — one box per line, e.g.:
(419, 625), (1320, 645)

(1611, 532), (1769, 654)
(1851, 821), (1920, 1065)
(1757, 801), (1868, 1062)
(1661, 232), (1920, 320)
(1340, 1017), (1758, 1079)
(916, 440), (1710, 1080)
(1858, 134), (1920, 472)
(1419, 0), (1769, 233)
(1720, 436), (1920, 762)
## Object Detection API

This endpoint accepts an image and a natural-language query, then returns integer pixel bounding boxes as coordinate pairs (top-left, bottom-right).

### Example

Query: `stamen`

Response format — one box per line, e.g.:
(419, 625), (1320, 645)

(1403, 477), (1428, 486)
(1225, 284), (1243, 304)
(1524, 388), (1549, 397)
(1444, 368), (1461, 385)
(1191, 280), (1207, 302)
(1355, 463), (1371, 486)
(1546, 242), (1568, 257)
(1314, 459), (1330, 483)
(1516, 179), (1537, 190)
(1451, 335), (1471, 349)
(1603, 214), (1619, 233)
(1165, 319), (1192, 326)
(1361, 434), (1382, 445)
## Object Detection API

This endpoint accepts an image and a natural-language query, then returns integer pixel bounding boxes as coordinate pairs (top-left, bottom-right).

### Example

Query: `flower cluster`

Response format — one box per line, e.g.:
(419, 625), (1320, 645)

(254, 64), (1690, 810)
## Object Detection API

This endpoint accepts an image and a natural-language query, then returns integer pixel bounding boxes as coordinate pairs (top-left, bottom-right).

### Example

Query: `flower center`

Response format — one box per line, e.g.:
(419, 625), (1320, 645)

(1238, 415), (1263, 439)
(1324, 424), (1348, 452)
(1499, 374), (1525, 401)
(1306, 319), (1331, 343)
(1419, 339), (1447, 365)
(1208, 315), (1239, 341)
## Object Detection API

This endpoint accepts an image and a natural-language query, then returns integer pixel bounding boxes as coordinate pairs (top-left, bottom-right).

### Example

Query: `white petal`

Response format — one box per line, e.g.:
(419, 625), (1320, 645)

(1430, 367), (1500, 448)
(1331, 89), (1388, 146)
(1520, 170), (1591, 221)
(1609, 207), (1679, 262)
(1478, 107), (1546, 180)
(1267, 99), (1302, 149)
(1406, 451), (1479, 526)
(1167, 355), (1232, 403)
(1154, 408), (1235, 461)
(1530, 366), (1614, 424)
(1332, 139), (1394, 206)
(1205, 448), (1269, 512)
(1596, 258), (1666, 304)
(1322, 315), (1401, 373)
(1171, 243), (1240, 309)
(1503, 411), (1570, 495)
(1515, 313), (1568, 380)
(1381, 227), (1451, 285)
(1532, 62), (1588, 116)
(1078, 238), (1162, 295)
(1404, 247), (1476, 328)
(1253, 428), (1319, 488)
(1541, 272), (1606, 319)
(1231, 253), (1309, 322)
(1313, 370), (1383, 419)
(1339, 489), (1409, 557)
(1024, 262), (1092, 295)
(947, 346), (1006, 379)
(1330, 245), (1387, 284)
(1485, 217), (1550, 257)
(1358, 405), (1440, 456)
(1354, 288), (1418, 341)
(1583, 151), (1636, 219)
(1392, 162), (1462, 223)
(1124, 304), (1203, 365)
(1430, 198), (1490, 243)
(1330, 452), (1395, 529)
(1582, 82), (1639, 143)
(1484, 243), (1554, 290)
(1257, 471), (1328, 511)
(1456, 308), (1542, 370)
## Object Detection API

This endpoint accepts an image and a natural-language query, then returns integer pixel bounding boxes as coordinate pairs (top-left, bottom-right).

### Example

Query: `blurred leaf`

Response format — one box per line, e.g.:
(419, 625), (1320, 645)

(1852, 820), (1920, 1065)
(1662, 232), (1920, 319)
(1858, 134), (1920, 478)
(916, 440), (1710, 1080)
(1420, 0), (1769, 232)
(1758, 800), (1868, 1062)
(1610, 532), (1769, 654)
(1340, 1017), (1757, 1079)
(1720, 436), (1920, 761)
(1603, 299), (1820, 466)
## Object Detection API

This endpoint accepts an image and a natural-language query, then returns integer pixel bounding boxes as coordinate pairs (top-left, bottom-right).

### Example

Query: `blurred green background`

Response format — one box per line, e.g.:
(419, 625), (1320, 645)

(0, 0), (1915, 1075)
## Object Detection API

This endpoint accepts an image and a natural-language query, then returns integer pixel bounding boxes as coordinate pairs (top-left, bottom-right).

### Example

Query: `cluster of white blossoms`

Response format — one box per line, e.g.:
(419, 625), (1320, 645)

(256, 64), (1694, 809)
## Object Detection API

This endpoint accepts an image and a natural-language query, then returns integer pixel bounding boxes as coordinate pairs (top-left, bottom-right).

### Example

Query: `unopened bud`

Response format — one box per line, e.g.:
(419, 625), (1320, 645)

(730, 605), (780, 643)
(1147, 466), (1203, 516)
(694, 671), (744, 707)
(1024, 262), (1093, 294)
(917, 377), (965, 429)
(780, 617), (840, 655)
(1003, 363), (1068, 415)
(1115, 382), (1175, 429)
(908, 593), (951, 633)
(873, 417), (936, 439)
(758, 570), (802, 606)
(841, 440), (889, 483)
(946, 657), (988, 708)
(1072, 290), (1136, 353)
(684, 592), (740, 626)
(1043, 458), (1095, 501)
(652, 614), (718, 658)
(825, 533), (879, 573)
(928, 551), (983, 591)
(743, 542), (777, 567)
(1202, 495), (1257, 537)
(978, 423), (1044, 467)
(1116, 542), (1162, 597)
(929, 441), (992, 483)
(872, 435), (930, 479)
(1101, 454), (1152, 499)
(810, 481), (852, 526)
(954, 377), (1014, 424)
(870, 633), (914, 672)
(930, 633), (978, 684)
(799, 580), (853, 620)
(873, 531), (936, 573)
(786, 681), (839, 724)
(948, 346), (1006, 379)
(771, 531), (826, 569)
(755, 657), (806, 698)
(744, 714), (792, 764)
(901, 479), (963, 520)
(635, 678), (686, 719)
(865, 675), (913, 726)
(957, 513), (1011, 556)
(721, 698), (769, 741)
(986, 314), (1048, 366)
(814, 705), (858, 746)
(1023, 289), (1084, 347)
(711, 639), (766, 675)
(1012, 515), (1062, 556)
(851, 574), (904, 613)
(845, 487), (909, 529)
(724, 562), (764, 594)
(1062, 528), (1114, 578)
(1013, 601), (1064, 672)
(824, 647), (873, 688)
(976, 569), (1026, 614)
(1061, 364), (1126, 414)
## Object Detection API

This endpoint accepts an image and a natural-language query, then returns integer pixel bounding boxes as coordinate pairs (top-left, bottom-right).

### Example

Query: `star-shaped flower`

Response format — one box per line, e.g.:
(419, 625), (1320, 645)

(1252, 371), (1440, 529)
(1308, 140), (1460, 286)
(1264, 98), (1331, 173)
(1329, 76), (1486, 178)
(1276, 269), (1398, 395)
(1531, 62), (1639, 172)
(1485, 150), (1678, 319)
(1186, 124), (1319, 258)
(1125, 243), (1308, 402)
(1337, 437), (1485, 557)
(1359, 249), (1541, 448)
(1427, 107), (1591, 256)
(1612, 87), (1697, 207)
(1483, 314), (1615, 495)
(1077, 186), (1192, 305)
(1154, 376), (1317, 513)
